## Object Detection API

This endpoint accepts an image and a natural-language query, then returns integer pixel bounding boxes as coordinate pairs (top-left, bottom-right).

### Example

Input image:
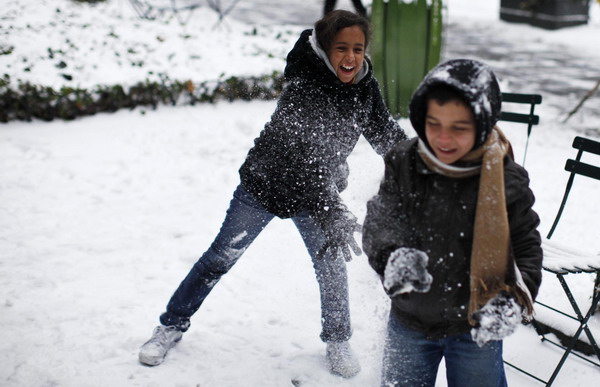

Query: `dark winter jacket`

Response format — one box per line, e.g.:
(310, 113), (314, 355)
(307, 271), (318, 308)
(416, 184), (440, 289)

(363, 139), (543, 338)
(239, 29), (406, 219)
(363, 58), (543, 339)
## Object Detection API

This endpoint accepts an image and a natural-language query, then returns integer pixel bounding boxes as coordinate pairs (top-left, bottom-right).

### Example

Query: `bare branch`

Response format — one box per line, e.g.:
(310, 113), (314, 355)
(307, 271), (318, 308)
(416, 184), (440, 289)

(563, 79), (600, 123)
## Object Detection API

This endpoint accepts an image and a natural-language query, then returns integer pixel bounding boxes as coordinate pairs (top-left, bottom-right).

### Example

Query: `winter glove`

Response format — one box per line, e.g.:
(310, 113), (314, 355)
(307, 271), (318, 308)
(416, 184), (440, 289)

(316, 207), (362, 262)
(383, 247), (433, 297)
(470, 291), (522, 347)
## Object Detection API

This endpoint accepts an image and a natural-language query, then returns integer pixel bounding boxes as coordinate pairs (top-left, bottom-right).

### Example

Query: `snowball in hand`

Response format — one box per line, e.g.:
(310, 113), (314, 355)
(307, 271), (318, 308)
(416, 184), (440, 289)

(383, 247), (433, 297)
(470, 292), (522, 347)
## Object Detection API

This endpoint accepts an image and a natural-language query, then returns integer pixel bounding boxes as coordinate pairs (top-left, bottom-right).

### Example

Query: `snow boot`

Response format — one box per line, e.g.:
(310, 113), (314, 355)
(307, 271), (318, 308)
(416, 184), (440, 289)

(138, 325), (183, 366)
(326, 341), (361, 378)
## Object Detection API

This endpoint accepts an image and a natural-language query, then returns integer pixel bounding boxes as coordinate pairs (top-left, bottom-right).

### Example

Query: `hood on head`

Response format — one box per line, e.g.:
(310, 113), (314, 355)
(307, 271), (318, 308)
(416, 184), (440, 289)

(409, 59), (502, 149)
(284, 29), (370, 85)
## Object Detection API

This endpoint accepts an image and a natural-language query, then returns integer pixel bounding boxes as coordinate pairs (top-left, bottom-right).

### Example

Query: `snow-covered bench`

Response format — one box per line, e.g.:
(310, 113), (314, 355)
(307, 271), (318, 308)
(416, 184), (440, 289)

(531, 239), (600, 386)
(542, 239), (600, 275)
(505, 135), (600, 386)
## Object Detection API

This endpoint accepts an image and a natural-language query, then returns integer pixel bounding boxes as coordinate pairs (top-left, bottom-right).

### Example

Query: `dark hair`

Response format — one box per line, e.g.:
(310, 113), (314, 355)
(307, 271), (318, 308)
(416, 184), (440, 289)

(314, 10), (371, 54)
(410, 59), (502, 149)
(426, 84), (469, 107)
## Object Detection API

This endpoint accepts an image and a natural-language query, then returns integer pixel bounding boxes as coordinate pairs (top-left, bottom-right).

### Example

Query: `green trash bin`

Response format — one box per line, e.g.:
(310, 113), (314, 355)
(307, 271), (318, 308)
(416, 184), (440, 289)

(371, 0), (444, 117)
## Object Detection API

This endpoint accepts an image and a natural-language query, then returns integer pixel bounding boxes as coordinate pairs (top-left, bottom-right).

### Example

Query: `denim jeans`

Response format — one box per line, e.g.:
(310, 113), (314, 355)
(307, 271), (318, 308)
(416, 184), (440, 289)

(160, 184), (352, 342)
(381, 311), (507, 387)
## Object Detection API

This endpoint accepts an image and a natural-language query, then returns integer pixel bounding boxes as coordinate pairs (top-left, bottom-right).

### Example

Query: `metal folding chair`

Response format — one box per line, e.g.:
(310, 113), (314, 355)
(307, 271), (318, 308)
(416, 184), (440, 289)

(499, 92), (542, 166)
(504, 136), (600, 385)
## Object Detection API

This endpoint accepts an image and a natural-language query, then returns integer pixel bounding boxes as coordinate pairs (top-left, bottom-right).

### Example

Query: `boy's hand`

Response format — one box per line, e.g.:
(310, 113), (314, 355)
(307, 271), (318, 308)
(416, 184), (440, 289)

(470, 291), (522, 347)
(316, 207), (362, 262)
(384, 247), (433, 296)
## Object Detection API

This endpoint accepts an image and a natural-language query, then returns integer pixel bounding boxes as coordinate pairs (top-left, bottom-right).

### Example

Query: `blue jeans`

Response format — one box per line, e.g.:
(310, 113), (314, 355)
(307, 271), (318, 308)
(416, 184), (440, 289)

(381, 311), (507, 387)
(160, 184), (352, 342)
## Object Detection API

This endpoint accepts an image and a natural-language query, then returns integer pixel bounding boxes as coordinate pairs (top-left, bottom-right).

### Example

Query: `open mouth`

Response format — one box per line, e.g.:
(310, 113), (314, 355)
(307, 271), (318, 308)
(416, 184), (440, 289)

(340, 64), (355, 73)
(436, 146), (457, 158)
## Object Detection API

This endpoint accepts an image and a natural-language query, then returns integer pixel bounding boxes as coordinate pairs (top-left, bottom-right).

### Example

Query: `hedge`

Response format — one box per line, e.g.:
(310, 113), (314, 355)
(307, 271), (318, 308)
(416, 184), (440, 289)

(0, 72), (285, 123)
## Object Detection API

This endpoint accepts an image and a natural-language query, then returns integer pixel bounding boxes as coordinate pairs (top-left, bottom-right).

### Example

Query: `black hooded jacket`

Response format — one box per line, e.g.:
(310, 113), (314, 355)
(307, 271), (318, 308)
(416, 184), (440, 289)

(239, 29), (407, 219)
(362, 59), (543, 338)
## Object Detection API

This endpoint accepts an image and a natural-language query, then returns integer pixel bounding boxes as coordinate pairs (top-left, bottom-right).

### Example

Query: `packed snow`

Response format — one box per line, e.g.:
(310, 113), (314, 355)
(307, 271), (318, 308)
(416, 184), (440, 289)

(470, 292), (523, 348)
(384, 247), (433, 296)
(2, 0), (600, 386)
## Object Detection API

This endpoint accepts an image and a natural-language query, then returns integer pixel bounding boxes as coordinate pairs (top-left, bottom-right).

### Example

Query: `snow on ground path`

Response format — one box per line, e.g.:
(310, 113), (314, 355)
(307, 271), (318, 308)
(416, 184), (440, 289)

(0, 102), (390, 387)
(2, 1), (600, 385)
(232, 0), (600, 133)
(1, 100), (600, 386)
(445, 18), (600, 128)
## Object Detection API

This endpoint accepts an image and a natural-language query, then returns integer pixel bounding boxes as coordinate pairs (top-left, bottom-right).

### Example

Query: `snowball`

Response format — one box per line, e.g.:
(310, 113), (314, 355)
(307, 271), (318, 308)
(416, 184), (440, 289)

(471, 293), (522, 347)
(383, 247), (433, 296)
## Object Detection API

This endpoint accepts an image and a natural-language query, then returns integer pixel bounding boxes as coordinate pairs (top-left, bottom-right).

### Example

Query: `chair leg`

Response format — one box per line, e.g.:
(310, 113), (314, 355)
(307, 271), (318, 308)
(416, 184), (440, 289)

(545, 298), (600, 385)
(585, 289), (600, 361)
(557, 274), (600, 360)
(593, 272), (600, 316)
(544, 274), (600, 386)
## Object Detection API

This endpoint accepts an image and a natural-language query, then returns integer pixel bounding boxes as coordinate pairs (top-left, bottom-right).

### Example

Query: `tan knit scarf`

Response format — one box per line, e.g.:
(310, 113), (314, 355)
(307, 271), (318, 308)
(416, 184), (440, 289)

(417, 127), (533, 326)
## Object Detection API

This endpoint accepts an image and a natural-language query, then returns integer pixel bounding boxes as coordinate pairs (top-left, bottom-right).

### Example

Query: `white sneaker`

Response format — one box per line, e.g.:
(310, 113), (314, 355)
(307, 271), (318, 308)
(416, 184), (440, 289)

(326, 341), (361, 378)
(139, 325), (183, 366)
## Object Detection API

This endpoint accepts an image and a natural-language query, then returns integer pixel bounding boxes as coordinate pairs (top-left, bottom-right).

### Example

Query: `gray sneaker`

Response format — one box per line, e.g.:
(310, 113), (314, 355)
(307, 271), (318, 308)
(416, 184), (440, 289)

(326, 341), (361, 378)
(139, 325), (183, 366)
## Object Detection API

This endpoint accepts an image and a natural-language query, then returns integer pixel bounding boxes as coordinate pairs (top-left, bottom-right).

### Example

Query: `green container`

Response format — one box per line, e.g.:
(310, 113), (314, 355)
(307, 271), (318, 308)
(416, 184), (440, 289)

(371, 0), (444, 117)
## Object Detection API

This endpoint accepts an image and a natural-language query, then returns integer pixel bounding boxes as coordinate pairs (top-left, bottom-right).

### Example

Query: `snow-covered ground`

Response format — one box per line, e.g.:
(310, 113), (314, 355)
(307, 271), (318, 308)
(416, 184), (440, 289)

(0, 0), (300, 89)
(2, 0), (600, 386)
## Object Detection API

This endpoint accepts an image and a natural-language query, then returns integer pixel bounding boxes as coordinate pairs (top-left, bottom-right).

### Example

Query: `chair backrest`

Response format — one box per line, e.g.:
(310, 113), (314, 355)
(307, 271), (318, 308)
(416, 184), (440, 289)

(499, 92), (542, 165)
(547, 136), (600, 239)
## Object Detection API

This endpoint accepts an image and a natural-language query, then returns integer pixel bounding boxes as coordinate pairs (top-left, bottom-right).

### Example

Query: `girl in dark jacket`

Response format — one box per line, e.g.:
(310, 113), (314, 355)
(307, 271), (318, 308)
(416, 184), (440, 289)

(139, 10), (407, 378)
(363, 59), (543, 386)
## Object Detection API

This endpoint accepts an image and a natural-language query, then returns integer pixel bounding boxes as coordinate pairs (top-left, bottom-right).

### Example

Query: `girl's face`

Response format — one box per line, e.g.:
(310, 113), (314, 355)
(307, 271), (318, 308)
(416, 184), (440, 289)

(327, 26), (365, 84)
(425, 99), (476, 165)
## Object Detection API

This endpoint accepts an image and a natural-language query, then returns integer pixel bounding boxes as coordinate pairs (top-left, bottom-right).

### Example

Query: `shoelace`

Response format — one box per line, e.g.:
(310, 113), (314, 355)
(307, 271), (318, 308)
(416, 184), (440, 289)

(150, 326), (176, 345)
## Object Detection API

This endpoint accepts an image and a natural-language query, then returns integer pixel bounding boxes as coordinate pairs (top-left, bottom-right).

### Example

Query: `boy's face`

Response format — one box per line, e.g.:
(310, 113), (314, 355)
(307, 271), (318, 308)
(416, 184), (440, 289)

(327, 26), (365, 84)
(425, 99), (476, 165)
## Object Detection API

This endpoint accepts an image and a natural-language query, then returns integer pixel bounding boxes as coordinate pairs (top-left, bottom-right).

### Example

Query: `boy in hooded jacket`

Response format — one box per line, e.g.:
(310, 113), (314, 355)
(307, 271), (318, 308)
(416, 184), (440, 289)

(362, 59), (543, 386)
(138, 10), (407, 378)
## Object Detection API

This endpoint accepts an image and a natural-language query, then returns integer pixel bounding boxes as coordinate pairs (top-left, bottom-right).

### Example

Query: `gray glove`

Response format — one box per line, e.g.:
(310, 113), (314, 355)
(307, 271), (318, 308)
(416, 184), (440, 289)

(383, 247), (433, 297)
(470, 291), (522, 347)
(316, 206), (362, 262)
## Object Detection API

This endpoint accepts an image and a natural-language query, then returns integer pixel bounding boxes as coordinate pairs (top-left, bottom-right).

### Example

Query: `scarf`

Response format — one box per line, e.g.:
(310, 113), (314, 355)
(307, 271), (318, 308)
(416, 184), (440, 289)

(417, 127), (533, 325)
